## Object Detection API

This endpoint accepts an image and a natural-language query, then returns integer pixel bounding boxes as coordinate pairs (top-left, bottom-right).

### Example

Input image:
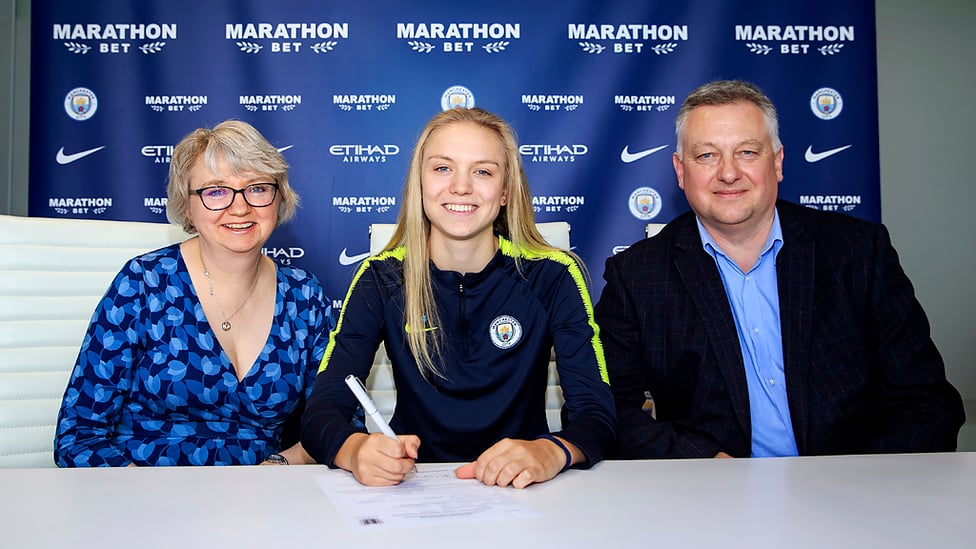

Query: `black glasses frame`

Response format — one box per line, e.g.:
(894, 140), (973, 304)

(192, 183), (279, 211)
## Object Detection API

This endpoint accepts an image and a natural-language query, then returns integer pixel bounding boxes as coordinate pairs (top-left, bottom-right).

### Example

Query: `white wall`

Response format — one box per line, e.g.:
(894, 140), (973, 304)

(2, 0), (973, 447)
(876, 0), (976, 449)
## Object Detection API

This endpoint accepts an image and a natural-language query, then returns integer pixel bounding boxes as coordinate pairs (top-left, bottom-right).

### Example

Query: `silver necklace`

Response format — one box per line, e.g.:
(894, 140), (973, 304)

(200, 252), (261, 332)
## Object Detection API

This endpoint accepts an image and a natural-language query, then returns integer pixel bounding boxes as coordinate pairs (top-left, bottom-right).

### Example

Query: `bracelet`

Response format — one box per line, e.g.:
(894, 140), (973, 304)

(537, 434), (572, 472)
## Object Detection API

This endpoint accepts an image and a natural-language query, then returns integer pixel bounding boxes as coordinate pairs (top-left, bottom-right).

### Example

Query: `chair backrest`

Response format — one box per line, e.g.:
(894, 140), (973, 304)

(646, 223), (666, 238)
(364, 221), (571, 433)
(0, 214), (189, 467)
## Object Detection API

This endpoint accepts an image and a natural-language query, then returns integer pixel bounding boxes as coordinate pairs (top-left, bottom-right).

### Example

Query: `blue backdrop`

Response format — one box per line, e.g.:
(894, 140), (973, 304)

(30, 1), (879, 305)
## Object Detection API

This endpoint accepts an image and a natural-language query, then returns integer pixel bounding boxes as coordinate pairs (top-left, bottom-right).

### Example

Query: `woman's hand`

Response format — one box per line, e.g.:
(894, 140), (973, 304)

(455, 436), (582, 489)
(335, 432), (420, 486)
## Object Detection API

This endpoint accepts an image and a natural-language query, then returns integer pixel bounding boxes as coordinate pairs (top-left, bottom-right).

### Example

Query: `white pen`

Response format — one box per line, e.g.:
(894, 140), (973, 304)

(345, 374), (418, 473)
(344, 374), (399, 440)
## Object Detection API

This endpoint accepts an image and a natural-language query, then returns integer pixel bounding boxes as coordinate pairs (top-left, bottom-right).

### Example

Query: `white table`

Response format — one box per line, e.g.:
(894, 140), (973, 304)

(2, 453), (974, 548)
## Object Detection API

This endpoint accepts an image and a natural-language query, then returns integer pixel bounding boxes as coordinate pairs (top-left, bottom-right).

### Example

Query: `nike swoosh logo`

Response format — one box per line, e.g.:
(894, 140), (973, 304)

(338, 248), (370, 266)
(56, 146), (106, 165)
(277, 145), (294, 153)
(405, 324), (439, 333)
(620, 144), (668, 163)
(804, 144), (851, 163)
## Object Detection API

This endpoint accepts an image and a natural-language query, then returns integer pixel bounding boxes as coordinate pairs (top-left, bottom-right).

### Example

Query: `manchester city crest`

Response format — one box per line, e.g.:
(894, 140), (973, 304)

(810, 87), (843, 120)
(628, 186), (662, 221)
(489, 315), (522, 349)
(441, 85), (475, 111)
(64, 87), (98, 121)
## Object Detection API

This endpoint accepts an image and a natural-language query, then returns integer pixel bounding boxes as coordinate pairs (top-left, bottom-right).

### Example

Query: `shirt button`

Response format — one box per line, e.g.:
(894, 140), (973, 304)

(753, 327), (760, 334)
(768, 378), (776, 385)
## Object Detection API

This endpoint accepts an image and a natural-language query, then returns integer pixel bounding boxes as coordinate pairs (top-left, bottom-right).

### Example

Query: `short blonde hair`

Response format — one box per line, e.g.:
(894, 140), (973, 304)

(166, 119), (299, 233)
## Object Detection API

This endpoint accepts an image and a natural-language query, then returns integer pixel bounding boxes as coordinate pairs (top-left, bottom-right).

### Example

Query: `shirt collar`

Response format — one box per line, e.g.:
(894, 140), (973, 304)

(696, 208), (784, 262)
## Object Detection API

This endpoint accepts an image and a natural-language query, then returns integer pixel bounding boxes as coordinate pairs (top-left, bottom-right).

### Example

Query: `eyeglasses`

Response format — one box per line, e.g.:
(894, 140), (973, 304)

(191, 182), (279, 211)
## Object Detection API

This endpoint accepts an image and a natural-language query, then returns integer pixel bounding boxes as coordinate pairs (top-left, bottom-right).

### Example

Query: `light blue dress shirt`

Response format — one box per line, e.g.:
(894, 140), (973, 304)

(696, 211), (798, 457)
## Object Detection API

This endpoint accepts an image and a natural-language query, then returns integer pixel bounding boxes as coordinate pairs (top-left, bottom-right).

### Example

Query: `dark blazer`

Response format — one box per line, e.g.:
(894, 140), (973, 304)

(595, 200), (965, 458)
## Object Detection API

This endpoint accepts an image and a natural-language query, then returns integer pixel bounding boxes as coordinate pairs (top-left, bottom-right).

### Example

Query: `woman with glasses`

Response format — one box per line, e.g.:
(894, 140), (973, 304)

(55, 120), (333, 467)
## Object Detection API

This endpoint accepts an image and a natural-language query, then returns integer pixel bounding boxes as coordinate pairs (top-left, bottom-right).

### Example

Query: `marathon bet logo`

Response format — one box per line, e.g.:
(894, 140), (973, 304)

(240, 94), (302, 112)
(521, 94), (584, 112)
(53, 22), (176, 55)
(396, 21), (520, 54)
(569, 23), (688, 55)
(145, 95), (207, 113)
(736, 24), (854, 56)
(333, 195), (397, 214)
(143, 197), (167, 215)
(532, 195), (585, 213)
(329, 144), (400, 163)
(48, 197), (113, 216)
(799, 194), (861, 212)
(519, 144), (588, 163)
(226, 22), (349, 54)
(614, 94), (676, 113)
(333, 94), (397, 112)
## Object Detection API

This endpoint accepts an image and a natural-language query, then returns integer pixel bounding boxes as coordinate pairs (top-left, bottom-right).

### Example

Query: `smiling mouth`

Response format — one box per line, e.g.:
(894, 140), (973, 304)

(444, 204), (476, 213)
(223, 222), (255, 229)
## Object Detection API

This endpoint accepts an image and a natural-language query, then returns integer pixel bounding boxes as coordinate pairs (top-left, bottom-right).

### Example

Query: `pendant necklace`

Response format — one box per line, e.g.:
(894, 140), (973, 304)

(200, 251), (261, 332)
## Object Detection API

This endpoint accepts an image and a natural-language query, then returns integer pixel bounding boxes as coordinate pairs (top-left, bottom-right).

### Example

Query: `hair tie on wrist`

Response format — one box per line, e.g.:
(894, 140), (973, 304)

(537, 434), (572, 472)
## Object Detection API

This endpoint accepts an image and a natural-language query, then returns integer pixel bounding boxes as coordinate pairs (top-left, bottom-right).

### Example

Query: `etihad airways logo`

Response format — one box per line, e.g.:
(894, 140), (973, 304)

(226, 22), (349, 54)
(519, 144), (588, 163)
(569, 23), (688, 55)
(522, 94), (583, 112)
(145, 95), (207, 113)
(333, 94), (396, 112)
(240, 94), (302, 113)
(53, 23), (175, 55)
(396, 22), (520, 54)
(141, 145), (173, 165)
(737, 24), (854, 56)
(333, 195), (396, 214)
(330, 144), (400, 163)
(263, 246), (306, 266)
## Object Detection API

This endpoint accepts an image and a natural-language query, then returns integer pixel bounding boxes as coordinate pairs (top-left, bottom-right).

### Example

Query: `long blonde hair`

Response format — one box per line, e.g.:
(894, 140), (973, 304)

(386, 107), (559, 379)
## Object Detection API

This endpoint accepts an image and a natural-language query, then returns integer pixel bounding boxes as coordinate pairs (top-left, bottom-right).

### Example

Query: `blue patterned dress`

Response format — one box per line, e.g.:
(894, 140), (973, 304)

(54, 244), (332, 467)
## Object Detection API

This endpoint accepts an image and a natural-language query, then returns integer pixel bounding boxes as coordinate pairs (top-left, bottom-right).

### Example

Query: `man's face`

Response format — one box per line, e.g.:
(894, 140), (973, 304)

(673, 101), (783, 240)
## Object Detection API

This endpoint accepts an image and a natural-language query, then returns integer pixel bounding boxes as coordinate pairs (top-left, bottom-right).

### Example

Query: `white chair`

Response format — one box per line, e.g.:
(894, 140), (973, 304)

(364, 221), (570, 433)
(646, 223), (666, 238)
(0, 214), (189, 467)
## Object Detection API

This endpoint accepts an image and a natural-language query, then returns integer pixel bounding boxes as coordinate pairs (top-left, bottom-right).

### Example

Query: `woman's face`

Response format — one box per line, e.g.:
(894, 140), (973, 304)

(186, 153), (279, 256)
(420, 121), (507, 252)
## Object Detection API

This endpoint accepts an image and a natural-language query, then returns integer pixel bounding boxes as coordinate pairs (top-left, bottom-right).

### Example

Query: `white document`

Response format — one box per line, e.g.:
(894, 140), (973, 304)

(314, 465), (541, 529)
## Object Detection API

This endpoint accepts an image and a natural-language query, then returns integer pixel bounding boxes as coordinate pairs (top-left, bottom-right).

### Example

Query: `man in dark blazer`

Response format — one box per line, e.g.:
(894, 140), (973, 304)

(595, 80), (964, 458)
